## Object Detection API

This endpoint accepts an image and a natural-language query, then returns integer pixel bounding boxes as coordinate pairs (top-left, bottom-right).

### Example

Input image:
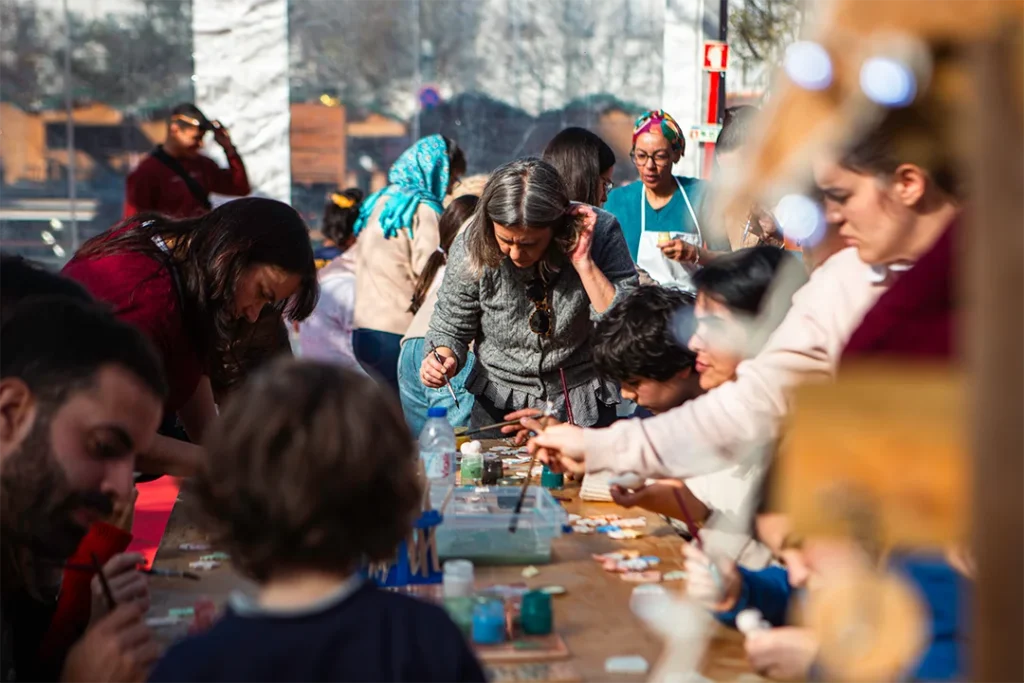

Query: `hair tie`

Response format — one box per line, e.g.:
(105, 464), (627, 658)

(330, 192), (355, 209)
(436, 246), (446, 256)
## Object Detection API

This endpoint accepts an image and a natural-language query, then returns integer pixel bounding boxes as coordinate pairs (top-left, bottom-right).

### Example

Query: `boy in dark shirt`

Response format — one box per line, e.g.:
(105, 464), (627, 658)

(148, 359), (485, 683)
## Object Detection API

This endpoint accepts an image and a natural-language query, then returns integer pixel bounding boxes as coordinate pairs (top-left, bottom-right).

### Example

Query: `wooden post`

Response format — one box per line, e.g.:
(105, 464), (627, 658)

(965, 27), (1024, 682)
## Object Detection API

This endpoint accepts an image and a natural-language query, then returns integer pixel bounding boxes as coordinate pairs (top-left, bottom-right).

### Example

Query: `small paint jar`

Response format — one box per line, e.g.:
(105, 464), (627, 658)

(472, 598), (507, 645)
(443, 596), (474, 637)
(520, 590), (553, 635)
(481, 455), (503, 485)
(461, 452), (483, 486)
(443, 559), (475, 598)
(540, 465), (564, 490)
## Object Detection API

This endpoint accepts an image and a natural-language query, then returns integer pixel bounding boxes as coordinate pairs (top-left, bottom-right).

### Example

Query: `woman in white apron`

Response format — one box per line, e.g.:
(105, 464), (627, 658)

(604, 109), (730, 292)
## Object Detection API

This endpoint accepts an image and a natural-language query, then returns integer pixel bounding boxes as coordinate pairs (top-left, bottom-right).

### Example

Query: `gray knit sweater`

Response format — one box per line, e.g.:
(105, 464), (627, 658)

(425, 208), (638, 427)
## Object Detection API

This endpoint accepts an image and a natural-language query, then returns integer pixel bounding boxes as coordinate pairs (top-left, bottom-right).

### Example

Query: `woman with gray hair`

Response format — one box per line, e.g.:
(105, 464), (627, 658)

(421, 158), (638, 431)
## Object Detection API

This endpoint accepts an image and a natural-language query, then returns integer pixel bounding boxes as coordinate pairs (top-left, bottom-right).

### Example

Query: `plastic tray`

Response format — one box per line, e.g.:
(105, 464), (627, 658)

(431, 485), (567, 565)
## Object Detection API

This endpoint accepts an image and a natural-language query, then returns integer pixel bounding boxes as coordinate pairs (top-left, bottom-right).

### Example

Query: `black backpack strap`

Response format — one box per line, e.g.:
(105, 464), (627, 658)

(150, 145), (212, 211)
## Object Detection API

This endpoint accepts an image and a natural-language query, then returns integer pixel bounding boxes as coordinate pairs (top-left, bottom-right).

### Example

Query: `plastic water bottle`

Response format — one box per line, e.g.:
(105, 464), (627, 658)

(419, 406), (456, 485)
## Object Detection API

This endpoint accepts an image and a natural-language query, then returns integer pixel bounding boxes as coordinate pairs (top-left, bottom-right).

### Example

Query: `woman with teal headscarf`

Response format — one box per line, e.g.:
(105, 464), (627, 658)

(353, 135), (466, 391)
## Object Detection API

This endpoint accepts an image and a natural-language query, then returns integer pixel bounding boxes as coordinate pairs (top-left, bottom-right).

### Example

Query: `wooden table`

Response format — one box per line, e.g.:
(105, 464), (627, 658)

(147, 443), (759, 682)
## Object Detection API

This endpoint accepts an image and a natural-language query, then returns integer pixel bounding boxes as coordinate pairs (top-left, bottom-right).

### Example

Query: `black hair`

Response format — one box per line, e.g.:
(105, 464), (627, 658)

(409, 195), (479, 314)
(74, 197), (319, 369)
(542, 127), (617, 205)
(692, 246), (796, 315)
(593, 286), (697, 384)
(715, 106), (759, 155)
(169, 102), (212, 131)
(838, 106), (960, 199)
(321, 188), (364, 247)
(0, 254), (92, 324)
(1, 296), (168, 407)
(444, 136), (467, 178)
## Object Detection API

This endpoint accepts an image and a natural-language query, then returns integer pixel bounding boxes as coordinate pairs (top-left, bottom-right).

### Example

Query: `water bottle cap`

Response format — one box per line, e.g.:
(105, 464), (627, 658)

(427, 407), (448, 418)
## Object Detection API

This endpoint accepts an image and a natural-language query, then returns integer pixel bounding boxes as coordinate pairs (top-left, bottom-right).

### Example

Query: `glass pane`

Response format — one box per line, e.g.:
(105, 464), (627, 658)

(288, 0), (664, 237)
(0, 0), (195, 267)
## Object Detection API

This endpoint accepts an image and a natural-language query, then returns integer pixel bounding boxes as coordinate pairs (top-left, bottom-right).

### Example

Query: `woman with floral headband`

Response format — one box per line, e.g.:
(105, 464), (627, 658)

(352, 135), (466, 390)
(605, 110), (730, 292)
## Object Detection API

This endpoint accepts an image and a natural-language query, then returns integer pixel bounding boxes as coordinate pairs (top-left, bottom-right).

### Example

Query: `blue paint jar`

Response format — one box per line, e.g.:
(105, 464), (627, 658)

(471, 598), (506, 645)
(541, 465), (564, 489)
(520, 590), (553, 635)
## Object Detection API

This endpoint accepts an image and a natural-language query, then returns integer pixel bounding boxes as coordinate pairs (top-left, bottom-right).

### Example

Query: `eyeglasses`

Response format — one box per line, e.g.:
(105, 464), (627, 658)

(602, 180), (614, 195)
(526, 278), (552, 337)
(630, 150), (673, 168)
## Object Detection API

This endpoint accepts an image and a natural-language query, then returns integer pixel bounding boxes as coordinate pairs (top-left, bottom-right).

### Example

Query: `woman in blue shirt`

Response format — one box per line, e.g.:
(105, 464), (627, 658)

(604, 110), (728, 291)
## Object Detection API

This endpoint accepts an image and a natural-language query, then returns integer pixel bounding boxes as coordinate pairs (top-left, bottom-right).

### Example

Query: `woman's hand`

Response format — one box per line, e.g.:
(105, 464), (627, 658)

(659, 238), (699, 263)
(420, 346), (457, 388)
(526, 423), (588, 474)
(567, 203), (598, 267)
(745, 627), (819, 680)
(90, 553), (150, 625)
(502, 410), (561, 445)
(682, 542), (741, 612)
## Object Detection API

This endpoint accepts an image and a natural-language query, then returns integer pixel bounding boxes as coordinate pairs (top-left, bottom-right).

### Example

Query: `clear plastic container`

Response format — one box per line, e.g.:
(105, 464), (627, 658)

(432, 485), (567, 565)
(419, 407), (456, 485)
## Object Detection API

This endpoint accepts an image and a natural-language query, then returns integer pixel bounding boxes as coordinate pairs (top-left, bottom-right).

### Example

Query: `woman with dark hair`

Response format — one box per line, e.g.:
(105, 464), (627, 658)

(604, 110), (729, 290)
(300, 188), (365, 370)
(352, 135), (466, 390)
(398, 194), (479, 435)
(542, 127), (617, 206)
(62, 196), (318, 475)
(421, 158), (637, 432)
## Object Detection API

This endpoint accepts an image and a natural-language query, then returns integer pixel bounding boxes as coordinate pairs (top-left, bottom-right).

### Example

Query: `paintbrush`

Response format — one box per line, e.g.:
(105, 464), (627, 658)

(91, 553), (117, 611)
(559, 368), (575, 426)
(462, 401), (558, 438)
(62, 562), (201, 581)
(429, 341), (460, 409)
(671, 488), (723, 590)
(508, 449), (539, 533)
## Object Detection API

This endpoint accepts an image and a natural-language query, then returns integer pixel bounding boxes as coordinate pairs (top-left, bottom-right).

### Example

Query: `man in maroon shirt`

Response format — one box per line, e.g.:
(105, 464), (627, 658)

(124, 103), (251, 219)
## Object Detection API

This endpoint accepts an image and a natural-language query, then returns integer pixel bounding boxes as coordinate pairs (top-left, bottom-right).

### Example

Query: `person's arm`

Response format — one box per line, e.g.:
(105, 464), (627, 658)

(136, 434), (203, 477)
(123, 167), (155, 218)
(410, 206), (441, 278)
(177, 376), (217, 444)
(423, 231), (481, 375)
(206, 127), (251, 197)
(714, 566), (793, 629)
(532, 249), (883, 479)
(573, 206), (638, 318)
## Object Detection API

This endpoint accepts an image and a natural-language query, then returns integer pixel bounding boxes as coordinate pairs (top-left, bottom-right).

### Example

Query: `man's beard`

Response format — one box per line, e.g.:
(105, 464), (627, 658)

(0, 417), (114, 564)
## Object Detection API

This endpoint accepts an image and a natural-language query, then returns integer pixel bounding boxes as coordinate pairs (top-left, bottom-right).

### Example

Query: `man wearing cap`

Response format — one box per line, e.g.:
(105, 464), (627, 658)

(124, 103), (251, 219)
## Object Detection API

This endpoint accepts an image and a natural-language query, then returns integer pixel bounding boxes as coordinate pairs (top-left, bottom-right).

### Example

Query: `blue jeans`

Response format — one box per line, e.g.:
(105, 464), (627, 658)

(397, 338), (475, 437)
(353, 328), (403, 394)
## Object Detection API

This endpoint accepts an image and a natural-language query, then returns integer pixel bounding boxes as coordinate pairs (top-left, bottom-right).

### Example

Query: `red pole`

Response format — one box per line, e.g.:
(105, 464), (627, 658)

(702, 71), (721, 179)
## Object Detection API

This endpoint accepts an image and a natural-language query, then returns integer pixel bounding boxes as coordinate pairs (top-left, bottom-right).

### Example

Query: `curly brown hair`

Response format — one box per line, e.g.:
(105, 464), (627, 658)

(195, 358), (422, 582)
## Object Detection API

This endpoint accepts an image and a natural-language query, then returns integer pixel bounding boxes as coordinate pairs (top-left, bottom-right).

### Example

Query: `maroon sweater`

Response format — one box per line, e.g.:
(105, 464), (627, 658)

(842, 219), (957, 363)
(124, 146), (250, 219)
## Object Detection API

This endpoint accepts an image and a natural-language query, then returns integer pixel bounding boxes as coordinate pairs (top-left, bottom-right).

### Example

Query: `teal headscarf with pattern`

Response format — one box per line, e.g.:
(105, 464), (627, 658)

(353, 134), (452, 239)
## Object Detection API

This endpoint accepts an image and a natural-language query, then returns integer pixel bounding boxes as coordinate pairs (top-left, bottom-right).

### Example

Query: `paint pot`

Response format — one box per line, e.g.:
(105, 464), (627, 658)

(461, 452), (483, 486)
(443, 559), (475, 598)
(520, 590), (553, 635)
(540, 465), (564, 490)
(482, 455), (504, 485)
(472, 598), (507, 645)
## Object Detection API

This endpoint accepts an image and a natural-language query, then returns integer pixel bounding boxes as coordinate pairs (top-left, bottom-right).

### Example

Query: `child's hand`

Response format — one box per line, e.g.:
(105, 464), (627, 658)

(745, 627), (819, 680)
(526, 423), (587, 474)
(91, 553), (149, 624)
(63, 603), (158, 682)
(682, 542), (741, 611)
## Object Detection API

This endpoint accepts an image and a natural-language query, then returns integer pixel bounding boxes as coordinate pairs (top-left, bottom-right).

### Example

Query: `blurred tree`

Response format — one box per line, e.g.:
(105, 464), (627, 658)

(0, 1), (62, 108)
(730, 0), (806, 68)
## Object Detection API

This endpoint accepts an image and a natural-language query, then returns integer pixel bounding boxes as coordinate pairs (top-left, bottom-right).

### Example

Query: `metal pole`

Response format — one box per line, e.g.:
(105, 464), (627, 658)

(717, 0), (728, 124)
(63, 0), (79, 253)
